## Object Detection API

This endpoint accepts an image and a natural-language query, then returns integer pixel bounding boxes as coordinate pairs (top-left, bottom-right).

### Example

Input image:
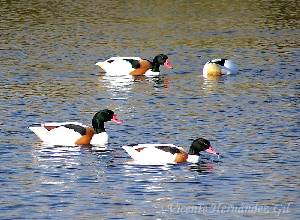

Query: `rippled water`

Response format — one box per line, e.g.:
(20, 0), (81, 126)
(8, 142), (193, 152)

(0, 0), (299, 219)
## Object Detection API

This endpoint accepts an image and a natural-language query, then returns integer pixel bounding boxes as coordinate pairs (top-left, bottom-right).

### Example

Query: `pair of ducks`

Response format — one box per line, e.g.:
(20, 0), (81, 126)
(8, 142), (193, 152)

(29, 109), (219, 164)
(95, 54), (238, 78)
(29, 54), (227, 164)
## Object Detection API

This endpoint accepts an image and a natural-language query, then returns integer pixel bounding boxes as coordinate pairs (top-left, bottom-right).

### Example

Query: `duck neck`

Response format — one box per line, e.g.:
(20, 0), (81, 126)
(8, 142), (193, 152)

(151, 62), (161, 72)
(93, 121), (106, 134)
(188, 147), (200, 156)
(94, 122), (105, 134)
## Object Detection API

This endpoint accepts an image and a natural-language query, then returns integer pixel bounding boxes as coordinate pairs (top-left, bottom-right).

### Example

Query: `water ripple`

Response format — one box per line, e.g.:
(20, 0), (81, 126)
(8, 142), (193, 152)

(0, 0), (299, 219)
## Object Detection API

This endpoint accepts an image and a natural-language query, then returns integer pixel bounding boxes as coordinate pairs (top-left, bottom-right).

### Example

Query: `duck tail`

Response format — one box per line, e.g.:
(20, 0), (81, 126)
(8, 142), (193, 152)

(28, 125), (48, 141)
(122, 145), (138, 159)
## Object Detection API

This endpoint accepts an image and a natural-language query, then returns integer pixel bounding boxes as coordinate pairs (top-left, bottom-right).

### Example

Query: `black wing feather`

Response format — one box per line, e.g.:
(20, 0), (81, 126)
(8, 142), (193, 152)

(63, 124), (86, 135)
(211, 59), (226, 66)
(124, 59), (141, 69)
(155, 145), (181, 154)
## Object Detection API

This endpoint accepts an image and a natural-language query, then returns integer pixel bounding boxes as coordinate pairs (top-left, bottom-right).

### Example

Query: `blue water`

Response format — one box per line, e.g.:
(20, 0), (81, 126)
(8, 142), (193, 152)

(0, 0), (299, 219)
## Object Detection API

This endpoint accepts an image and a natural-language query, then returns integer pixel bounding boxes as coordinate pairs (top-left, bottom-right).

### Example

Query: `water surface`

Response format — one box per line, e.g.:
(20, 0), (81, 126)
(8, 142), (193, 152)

(0, 0), (299, 219)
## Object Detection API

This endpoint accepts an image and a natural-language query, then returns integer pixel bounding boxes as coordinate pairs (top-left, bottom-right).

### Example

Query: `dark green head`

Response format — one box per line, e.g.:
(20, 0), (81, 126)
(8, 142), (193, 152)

(188, 138), (218, 156)
(151, 54), (173, 71)
(92, 109), (123, 133)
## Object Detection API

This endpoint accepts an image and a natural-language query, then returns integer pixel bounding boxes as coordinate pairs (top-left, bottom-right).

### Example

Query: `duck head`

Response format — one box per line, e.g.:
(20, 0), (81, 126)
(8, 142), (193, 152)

(188, 138), (219, 156)
(92, 109), (123, 133)
(151, 54), (173, 72)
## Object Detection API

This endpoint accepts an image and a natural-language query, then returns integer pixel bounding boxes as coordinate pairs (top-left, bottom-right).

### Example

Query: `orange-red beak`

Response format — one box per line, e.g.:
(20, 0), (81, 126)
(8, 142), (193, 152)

(111, 114), (123, 124)
(205, 146), (219, 156)
(164, 59), (173, 69)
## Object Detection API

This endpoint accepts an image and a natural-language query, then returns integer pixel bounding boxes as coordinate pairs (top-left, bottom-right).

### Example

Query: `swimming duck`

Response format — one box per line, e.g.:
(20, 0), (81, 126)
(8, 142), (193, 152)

(203, 59), (238, 78)
(29, 109), (123, 146)
(95, 54), (173, 77)
(122, 138), (219, 164)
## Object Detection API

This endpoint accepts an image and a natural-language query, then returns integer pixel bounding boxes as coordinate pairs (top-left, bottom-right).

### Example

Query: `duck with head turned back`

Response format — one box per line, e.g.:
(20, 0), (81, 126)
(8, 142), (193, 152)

(203, 58), (238, 79)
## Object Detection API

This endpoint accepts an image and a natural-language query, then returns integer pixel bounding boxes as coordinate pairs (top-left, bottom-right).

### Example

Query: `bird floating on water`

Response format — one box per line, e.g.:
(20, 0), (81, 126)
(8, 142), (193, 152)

(122, 137), (219, 165)
(203, 58), (238, 79)
(95, 54), (173, 77)
(29, 109), (123, 147)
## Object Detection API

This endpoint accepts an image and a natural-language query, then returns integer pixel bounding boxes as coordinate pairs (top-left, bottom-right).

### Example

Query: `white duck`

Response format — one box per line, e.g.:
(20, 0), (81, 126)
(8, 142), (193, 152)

(95, 54), (173, 77)
(203, 59), (238, 78)
(122, 138), (219, 165)
(29, 109), (123, 146)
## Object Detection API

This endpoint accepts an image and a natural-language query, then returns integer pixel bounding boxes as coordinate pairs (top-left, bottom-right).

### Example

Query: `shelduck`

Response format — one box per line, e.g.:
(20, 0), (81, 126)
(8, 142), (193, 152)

(122, 137), (219, 164)
(203, 59), (238, 78)
(95, 54), (173, 77)
(29, 109), (123, 146)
